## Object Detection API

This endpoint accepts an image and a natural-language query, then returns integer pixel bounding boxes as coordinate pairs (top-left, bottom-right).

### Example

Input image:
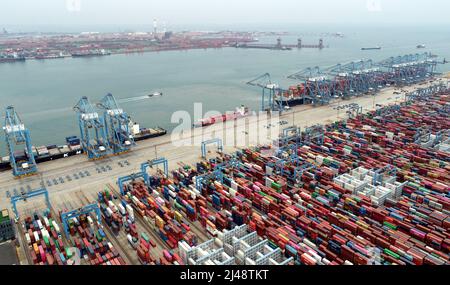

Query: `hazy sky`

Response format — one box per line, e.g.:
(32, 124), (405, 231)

(1, 0), (449, 27)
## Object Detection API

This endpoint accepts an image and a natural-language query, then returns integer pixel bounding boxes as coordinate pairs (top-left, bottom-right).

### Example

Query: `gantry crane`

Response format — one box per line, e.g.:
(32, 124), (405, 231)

(141, 157), (169, 185)
(303, 124), (325, 145)
(10, 188), (50, 219)
(377, 53), (438, 86)
(117, 172), (145, 195)
(3, 106), (37, 177)
(406, 82), (448, 103)
(201, 138), (223, 159)
(247, 73), (288, 113)
(287, 66), (334, 106)
(326, 59), (384, 98)
(60, 203), (102, 237)
(73, 96), (110, 160)
(97, 93), (135, 155)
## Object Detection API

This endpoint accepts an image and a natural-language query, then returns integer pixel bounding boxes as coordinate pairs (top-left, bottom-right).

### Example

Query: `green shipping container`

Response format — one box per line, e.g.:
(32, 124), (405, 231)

(44, 236), (50, 246)
(66, 247), (73, 258)
(271, 182), (281, 191)
(141, 232), (150, 243)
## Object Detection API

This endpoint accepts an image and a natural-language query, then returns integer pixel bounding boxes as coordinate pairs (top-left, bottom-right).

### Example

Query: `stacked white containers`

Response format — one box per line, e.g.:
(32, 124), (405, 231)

(334, 166), (404, 206)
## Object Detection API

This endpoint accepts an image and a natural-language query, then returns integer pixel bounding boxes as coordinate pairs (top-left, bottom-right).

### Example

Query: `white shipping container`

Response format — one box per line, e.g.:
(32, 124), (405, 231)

(33, 231), (40, 242)
(118, 204), (126, 216)
(87, 216), (94, 227)
(231, 180), (238, 190)
(37, 220), (43, 230)
(108, 201), (118, 212)
(127, 234), (135, 246)
(25, 233), (31, 245)
(245, 258), (256, 265)
(43, 217), (50, 228)
(126, 205), (134, 216)
(52, 221), (60, 233)
(169, 190), (177, 199)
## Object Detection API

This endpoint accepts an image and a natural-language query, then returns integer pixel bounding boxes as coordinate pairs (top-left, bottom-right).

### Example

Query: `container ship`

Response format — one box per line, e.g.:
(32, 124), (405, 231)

(361, 46), (382, 50)
(34, 52), (66, 60)
(0, 124), (166, 171)
(0, 53), (26, 63)
(193, 105), (250, 128)
(72, 49), (111, 58)
(274, 81), (331, 107)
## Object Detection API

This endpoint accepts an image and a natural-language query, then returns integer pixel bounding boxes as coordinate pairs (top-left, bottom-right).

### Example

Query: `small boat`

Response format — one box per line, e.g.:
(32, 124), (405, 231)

(148, 92), (163, 97)
(361, 46), (381, 50)
(417, 44), (426, 49)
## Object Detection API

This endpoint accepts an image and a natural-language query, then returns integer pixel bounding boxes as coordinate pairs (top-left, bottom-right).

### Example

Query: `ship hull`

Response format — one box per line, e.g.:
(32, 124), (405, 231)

(0, 127), (166, 171)
(0, 58), (26, 63)
(72, 53), (111, 58)
(275, 97), (307, 107)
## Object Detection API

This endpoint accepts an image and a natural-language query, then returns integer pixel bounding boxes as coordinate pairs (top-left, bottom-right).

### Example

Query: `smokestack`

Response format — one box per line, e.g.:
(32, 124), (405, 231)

(153, 19), (157, 36)
(276, 37), (282, 48)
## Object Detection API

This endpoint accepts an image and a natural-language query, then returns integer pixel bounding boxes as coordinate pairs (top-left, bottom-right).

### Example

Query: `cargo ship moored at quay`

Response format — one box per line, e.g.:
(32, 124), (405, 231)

(0, 124), (166, 171)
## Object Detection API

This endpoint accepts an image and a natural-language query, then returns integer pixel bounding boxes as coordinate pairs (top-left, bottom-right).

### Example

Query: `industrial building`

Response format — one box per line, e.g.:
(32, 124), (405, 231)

(0, 209), (14, 241)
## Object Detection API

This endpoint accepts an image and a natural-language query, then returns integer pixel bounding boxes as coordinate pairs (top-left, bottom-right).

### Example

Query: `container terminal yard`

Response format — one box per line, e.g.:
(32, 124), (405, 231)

(0, 51), (449, 266)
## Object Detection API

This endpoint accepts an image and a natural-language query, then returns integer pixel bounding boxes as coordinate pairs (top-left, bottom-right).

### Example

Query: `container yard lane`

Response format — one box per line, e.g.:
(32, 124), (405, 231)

(76, 190), (135, 265)
(104, 183), (170, 260)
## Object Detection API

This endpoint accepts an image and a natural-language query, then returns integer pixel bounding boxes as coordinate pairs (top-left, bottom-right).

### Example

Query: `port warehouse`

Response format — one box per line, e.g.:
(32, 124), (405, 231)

(1, 53), (450, 265)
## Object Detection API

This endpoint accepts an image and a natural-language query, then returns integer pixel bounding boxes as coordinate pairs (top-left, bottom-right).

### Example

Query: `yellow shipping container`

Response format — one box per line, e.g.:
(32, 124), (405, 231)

(278, 234), (289, 243)
(155, 216), (164, 229)
(33, 243), (39, 255)
(356, 220), (369, 229)
(174, 211), (183, 222)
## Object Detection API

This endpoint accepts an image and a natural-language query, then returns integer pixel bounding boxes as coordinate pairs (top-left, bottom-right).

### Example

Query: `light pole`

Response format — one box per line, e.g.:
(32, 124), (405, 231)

(372, 94), (376, 110)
